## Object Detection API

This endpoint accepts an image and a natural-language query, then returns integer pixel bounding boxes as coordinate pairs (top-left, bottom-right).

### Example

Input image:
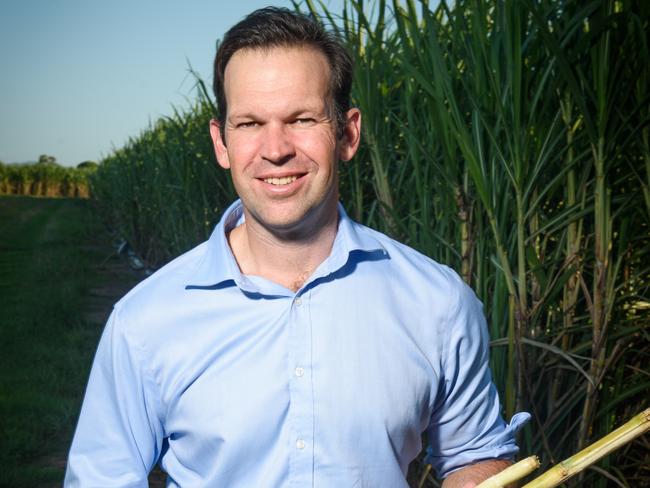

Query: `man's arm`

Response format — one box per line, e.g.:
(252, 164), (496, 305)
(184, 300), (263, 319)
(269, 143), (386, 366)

(425, 278), (529, 480)
(65, 307), (163, 486)
(442, 459), (514, 488)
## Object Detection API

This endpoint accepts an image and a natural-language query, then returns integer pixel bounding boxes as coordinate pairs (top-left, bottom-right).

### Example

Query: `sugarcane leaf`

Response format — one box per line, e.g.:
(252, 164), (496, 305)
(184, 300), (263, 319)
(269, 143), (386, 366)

(492, 337), (594, 386)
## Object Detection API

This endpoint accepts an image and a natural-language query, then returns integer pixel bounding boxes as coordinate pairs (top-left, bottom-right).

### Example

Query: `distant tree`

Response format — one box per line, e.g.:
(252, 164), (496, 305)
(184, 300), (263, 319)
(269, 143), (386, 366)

(77, 161), (98, 170)
(38, 154), (57, 165)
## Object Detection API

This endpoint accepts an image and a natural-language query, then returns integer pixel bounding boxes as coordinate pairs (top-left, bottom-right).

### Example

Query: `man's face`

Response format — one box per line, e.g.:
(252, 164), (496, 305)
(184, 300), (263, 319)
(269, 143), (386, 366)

(210, 46), (360, 236)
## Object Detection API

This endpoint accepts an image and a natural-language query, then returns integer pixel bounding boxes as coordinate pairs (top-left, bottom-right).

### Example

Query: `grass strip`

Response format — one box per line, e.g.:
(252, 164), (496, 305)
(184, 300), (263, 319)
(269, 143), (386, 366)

(0, 196), (115, 486)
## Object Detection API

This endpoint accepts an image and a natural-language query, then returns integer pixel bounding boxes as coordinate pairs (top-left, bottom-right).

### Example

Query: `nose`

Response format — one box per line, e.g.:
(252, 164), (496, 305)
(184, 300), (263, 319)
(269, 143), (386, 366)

(260, 122), (295, 164)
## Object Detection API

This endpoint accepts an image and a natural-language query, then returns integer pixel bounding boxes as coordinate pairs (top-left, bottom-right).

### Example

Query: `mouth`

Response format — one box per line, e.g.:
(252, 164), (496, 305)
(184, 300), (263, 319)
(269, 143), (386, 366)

(257, 171), (309, 190)
(262, 175), (299, 186)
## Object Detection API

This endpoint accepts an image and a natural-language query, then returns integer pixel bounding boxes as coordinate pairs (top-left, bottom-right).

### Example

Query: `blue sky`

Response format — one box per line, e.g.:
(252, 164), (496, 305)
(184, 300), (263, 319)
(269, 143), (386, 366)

(0, 0), (345, 167)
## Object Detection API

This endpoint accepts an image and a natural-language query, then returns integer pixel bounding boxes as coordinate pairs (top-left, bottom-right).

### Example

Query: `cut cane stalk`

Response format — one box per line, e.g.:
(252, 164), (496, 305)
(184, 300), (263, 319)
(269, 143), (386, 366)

(522, 408), (650, 487)
(476, 408), (649, 488)
(475, 456), (541, 488)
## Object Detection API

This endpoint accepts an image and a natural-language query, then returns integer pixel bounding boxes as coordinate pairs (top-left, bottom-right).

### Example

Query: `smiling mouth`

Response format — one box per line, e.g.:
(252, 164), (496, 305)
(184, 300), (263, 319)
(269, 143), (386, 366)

(262, 175), (299, 186)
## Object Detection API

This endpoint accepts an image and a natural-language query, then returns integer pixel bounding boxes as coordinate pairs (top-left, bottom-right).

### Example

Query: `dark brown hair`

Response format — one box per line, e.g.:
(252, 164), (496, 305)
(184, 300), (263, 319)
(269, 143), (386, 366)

(213, 7), (353, 140)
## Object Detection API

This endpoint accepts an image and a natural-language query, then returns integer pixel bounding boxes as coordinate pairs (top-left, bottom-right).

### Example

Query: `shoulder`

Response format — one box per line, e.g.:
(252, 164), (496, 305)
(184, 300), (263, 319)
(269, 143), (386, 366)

(110, 240), (210, 335)
(351, 220), (466, 296)
(349, 220), (485, 339)
(120, 240), (208, 303)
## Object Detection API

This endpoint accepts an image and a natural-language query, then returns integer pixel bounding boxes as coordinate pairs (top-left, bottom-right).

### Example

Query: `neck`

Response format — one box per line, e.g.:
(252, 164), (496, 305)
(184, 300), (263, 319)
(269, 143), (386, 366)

(228, 206), (339, 292)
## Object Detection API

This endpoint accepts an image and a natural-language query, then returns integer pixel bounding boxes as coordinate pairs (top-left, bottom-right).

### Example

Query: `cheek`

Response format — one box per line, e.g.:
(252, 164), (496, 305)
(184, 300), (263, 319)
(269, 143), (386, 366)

(294, 132), (337, 168)
(226, 139), (257, 174)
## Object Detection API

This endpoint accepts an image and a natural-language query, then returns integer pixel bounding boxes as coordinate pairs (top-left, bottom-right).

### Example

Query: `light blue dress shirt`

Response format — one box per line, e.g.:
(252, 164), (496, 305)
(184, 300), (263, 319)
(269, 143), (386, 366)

(65, 200), (529, 487)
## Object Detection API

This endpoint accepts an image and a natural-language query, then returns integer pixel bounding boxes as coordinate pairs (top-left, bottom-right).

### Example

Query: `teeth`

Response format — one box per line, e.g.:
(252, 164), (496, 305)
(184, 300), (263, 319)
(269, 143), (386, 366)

(263, 176), (298, 185)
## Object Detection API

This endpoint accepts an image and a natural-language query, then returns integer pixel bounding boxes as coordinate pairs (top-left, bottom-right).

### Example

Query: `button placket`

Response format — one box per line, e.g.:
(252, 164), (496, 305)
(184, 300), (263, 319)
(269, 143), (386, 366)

(286, 292), (314, 485)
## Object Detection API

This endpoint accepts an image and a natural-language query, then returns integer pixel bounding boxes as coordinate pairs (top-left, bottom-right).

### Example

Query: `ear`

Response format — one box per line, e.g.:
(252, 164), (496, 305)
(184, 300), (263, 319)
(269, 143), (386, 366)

(338, 108), (362, 162)
(209, 119), (230, 169)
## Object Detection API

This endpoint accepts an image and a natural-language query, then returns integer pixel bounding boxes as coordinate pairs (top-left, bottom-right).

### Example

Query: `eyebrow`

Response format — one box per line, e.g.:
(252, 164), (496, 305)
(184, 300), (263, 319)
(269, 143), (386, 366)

(227, 113), (256, 122)
(229, 106), (328, 122)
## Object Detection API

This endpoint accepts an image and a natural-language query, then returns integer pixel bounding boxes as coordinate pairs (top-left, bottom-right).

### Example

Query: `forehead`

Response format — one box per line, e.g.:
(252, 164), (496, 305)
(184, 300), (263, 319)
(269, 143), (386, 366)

(223, 46), (332, 114)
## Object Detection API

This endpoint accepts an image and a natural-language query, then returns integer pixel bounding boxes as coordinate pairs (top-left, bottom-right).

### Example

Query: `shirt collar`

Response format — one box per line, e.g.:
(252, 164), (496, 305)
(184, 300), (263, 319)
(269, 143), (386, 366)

(185, 199), (387, 293)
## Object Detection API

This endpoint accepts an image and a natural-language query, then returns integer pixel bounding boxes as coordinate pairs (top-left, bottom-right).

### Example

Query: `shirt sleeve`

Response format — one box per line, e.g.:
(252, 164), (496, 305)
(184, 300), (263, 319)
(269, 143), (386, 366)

(65, 306), (164, 487)
(425, 279), (530, 479)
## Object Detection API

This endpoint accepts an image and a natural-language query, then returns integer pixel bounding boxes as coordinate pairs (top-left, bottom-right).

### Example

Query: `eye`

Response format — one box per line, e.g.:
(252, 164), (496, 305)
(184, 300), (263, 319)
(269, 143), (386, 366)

(293, 118), (316, 126)
(237, 121), (258, 129)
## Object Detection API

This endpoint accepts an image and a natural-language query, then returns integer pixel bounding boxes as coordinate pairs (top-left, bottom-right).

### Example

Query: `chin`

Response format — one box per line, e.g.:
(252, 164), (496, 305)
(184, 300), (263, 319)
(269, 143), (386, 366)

(262, 215), (308, 232)
(247, 196), (336, 235)
(254, 209), (319, 236)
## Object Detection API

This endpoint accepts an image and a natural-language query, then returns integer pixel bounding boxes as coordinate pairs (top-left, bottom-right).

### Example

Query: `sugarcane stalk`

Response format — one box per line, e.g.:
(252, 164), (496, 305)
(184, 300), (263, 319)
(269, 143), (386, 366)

(522, 408), (650, 488)
(475, 456), (541, 488)
(417, 463), (432, 488)
(455, 185), (472, 286)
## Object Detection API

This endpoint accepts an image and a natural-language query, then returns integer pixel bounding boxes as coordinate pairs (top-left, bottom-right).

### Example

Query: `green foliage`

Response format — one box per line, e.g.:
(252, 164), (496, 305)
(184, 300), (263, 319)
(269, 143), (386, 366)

(77, 161), (98, 170)
(90, 0), (649, 485)
(90, 92), (235, 266)
(320, 1), (649, 485)
(0, 161), (94, 198)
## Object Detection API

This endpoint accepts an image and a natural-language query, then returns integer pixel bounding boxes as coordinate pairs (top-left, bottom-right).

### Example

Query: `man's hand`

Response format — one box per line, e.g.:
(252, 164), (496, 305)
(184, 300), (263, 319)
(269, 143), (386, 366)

(441, 459), (514, 488)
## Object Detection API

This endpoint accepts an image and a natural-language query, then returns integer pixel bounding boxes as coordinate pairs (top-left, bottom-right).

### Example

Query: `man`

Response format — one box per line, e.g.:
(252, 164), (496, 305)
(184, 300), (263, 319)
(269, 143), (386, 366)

(66, 7), (528, 487)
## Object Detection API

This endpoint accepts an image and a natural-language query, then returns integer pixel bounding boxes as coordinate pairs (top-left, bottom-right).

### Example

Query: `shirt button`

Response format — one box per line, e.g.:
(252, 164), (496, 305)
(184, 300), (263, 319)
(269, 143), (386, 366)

(296, 439), (305, 450)
(294, 297), (302, 306)
(294, 366), (305, 377)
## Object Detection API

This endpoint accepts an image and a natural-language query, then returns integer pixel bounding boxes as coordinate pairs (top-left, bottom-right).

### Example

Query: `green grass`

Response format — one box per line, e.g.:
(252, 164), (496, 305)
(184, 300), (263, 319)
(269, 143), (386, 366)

(0, 196), (110, 486)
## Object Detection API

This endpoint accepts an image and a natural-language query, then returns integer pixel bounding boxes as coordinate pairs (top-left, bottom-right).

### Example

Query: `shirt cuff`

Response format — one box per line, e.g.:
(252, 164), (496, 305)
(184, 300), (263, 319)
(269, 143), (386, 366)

(425, 411), (531, 479)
